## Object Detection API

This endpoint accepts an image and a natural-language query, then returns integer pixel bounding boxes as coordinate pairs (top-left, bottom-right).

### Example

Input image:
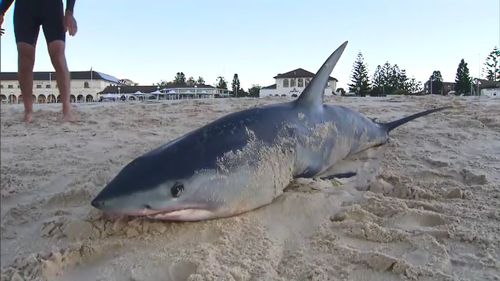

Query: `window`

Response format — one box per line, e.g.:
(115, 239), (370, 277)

(84, 81), (90, 88)
(290, 79), (296, 87)
(305, 78), (311, 86)
(36, 85), (42, 88)
(46, 85), (51, 88)
(298, 78), (304, 87)
(8, 85), (13, 89)
(283, 79), (289, 88)
(0, 85), (3, 89)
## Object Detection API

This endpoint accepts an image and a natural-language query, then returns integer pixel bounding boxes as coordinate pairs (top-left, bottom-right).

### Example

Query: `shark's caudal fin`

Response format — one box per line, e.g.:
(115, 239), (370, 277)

(296, 41), (348, 108)
(381, 106), (451, 133)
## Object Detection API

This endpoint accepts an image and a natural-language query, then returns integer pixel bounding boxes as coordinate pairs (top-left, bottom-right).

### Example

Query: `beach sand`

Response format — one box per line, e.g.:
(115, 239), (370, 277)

(1, 95), (499, 281)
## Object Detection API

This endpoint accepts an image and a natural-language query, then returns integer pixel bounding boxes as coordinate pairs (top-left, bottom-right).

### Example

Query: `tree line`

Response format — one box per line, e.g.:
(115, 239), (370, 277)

(347, 46), (499, 96)
(154, 47), (499, 98)
(347, 52), (422, 96)
(157, 72), (261, 97)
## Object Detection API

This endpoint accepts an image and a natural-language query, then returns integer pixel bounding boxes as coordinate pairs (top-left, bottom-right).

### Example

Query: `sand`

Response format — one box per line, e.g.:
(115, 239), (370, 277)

(1, 95), (499, 281)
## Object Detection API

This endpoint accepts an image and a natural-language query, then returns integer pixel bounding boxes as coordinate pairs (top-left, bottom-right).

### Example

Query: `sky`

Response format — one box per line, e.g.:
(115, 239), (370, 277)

(0, 0), (499, 90)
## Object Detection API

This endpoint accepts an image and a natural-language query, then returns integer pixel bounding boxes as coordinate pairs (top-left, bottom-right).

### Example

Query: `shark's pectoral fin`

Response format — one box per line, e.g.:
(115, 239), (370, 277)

(317, 146), (386, 190)
(315, 155), (367, 179)
(320, 172), (357, 180)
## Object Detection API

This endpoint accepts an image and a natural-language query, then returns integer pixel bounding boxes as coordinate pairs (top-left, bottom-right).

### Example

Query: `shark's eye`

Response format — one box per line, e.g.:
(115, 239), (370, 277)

(171, 182), (184, 198)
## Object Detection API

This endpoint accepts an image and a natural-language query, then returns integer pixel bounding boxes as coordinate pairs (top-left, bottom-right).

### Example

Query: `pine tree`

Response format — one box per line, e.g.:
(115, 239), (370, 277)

(406, 78), (422, 94)
(372, 65), (384, 96)
(231, 74), (241, 97)
(348, 52), (371, 96)
(484, 47), (499, 81)
(372, 65), (384, 87)
(454, 59), (472, 95)
(371, 62), (417, 95)
(396, 67), (408, 91)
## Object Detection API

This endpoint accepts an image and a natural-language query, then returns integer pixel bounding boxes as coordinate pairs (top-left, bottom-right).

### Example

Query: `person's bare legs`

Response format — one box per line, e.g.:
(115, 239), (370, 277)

(17, 43), (36, 123)
(48, 40), (75, 122)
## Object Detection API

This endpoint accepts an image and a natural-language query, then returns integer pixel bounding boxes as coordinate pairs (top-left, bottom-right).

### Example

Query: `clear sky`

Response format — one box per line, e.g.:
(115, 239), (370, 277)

(0, 0), (498, 90)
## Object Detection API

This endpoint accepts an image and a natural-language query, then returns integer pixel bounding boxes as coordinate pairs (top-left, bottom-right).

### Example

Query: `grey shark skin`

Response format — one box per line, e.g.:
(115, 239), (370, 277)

(91, 41), (449, 221)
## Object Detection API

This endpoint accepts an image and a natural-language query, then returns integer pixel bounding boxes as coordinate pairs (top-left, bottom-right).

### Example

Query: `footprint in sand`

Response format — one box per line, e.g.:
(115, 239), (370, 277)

(45, 187), (93, 208)
(424, 157), (449, 168)
(168, 260), (198, 280)
(460, 168), (488, 185)
(389, 210), (447, 231)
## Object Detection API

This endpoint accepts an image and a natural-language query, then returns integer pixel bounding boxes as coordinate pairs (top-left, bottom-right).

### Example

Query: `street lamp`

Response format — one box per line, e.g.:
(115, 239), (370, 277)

(194, 85), (197, 99)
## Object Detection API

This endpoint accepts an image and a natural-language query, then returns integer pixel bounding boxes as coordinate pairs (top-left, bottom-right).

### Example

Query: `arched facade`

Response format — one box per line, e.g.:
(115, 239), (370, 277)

(47, 94), (56, 103)
(37, 94), (46, 103)
(0, 92), (101, 104)
(1, 92), (100, 104)
(8, 95), (17, 103)
(0, 71), (118, 104)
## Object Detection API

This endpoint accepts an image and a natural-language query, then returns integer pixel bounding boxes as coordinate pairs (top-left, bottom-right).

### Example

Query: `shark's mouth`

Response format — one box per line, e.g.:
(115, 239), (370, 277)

(109, 205), (215, 221)
(145, 208), (215, 221)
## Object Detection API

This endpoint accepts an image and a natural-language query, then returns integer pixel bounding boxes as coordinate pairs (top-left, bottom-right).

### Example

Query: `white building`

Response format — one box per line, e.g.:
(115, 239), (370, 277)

(161, 84), (229, 99)
(477, 79), (500, 98)
(260, 68), (337, 98)
(0, 70), (121, 104)
(482, 88), (499, 97)
(98, 84), (229, 101)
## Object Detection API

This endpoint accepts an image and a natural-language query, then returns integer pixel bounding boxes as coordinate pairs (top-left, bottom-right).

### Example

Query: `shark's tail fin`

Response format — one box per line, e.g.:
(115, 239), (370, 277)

(381, 106), (451, 133)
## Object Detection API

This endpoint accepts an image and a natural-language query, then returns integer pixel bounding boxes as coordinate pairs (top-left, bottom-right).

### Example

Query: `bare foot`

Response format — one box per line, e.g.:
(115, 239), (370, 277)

(62, 112), (79, 122)
(23, 112), (33, 123)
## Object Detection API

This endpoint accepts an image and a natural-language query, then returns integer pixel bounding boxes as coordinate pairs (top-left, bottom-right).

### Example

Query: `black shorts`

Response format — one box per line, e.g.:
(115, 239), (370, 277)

(14, 0), (65, 46)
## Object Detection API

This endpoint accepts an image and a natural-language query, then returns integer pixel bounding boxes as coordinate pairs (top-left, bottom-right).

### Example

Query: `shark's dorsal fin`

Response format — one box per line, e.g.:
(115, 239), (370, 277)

(296, 41), (348, 108)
